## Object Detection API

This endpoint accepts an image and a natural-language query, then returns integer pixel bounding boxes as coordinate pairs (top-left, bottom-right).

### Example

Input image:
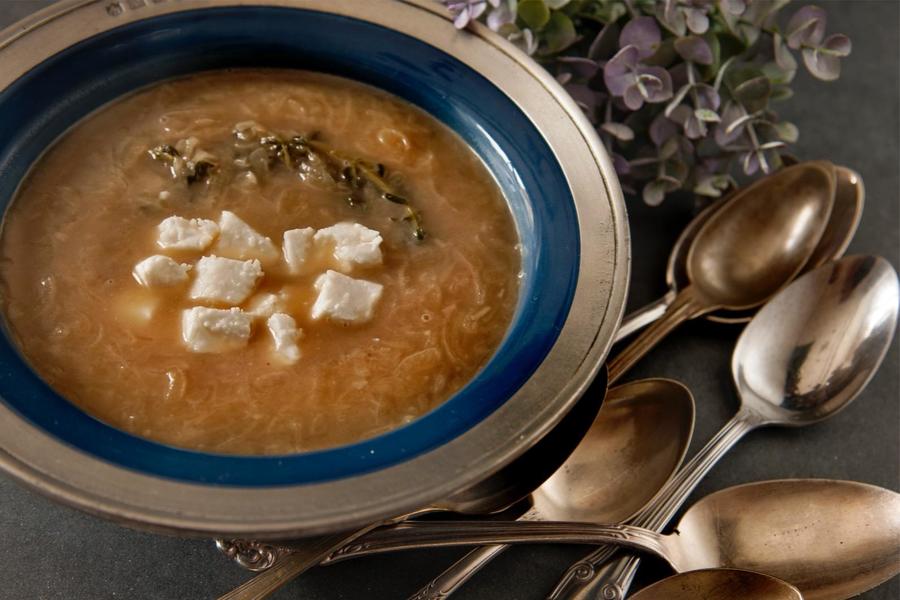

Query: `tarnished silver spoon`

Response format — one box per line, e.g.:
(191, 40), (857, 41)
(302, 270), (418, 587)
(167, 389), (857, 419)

(406, 378), (695, 599)
(615, 163), (862, 340)
(607, 161), (835, 384)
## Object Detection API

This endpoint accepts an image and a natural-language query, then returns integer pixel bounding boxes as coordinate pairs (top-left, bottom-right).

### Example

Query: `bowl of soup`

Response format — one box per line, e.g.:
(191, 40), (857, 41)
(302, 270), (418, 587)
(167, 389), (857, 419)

(0, 0), (628, 537)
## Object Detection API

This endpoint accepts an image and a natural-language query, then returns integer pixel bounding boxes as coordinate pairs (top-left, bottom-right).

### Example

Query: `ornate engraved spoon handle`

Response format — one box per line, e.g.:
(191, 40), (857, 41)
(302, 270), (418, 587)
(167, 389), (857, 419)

(217, 533), (353, 600)
(548, 410), (761, 600)
(324, 521), (673, 567)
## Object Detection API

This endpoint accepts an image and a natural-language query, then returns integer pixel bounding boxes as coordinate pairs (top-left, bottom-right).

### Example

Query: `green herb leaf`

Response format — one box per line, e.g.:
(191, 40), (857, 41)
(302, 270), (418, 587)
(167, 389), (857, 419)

(518, 0), (551, 30)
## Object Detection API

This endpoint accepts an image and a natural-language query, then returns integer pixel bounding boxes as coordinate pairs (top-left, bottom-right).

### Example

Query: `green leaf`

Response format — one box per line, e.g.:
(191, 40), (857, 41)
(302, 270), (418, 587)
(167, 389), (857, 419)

(541, 11), (577, 53)
(770, 86), (794, 101)
(545, 0), (572, 8)
(518, 0), (551, 30)
(580, 1), (627, 25)
(642, 179), (667, 206)
(772, 121), (799, 143)
(601, 122), (635, 141)
(733, 75), (771, 112)
(660, 136), (680, 160)
(694, 174), (735, 197)
(761, 61), (796, 85)
(695, 108), (721, 123)
(701, 32), (722, 80)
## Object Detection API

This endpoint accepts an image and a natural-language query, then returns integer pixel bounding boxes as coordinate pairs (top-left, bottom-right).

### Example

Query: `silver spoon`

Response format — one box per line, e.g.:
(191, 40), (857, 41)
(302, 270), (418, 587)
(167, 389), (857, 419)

(406, 378), (695, 600)
(607, 161), (835, 382)
(330, 254), (899, 600)
(548, 254), (900, 600)
(215, 368), (610, 600)
(615, 164), (863, 341)
(628, 569), (803, 600)
(340, 479), (900, 600)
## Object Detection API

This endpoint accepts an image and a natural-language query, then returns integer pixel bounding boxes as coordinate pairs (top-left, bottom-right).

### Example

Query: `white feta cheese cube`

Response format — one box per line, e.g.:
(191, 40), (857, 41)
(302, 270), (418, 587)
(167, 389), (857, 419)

(157, 216), (219, 251)
(311, 270), (383, 323)
(314, 222), (383, 270)
(212, 210), (279, 263)
(189, 256), (262, 305)
(132, 255), (191, 287)
(245, 292), (284, 319)
(282, 227), (315, 274)
(181, 307), (252, 353)
(266, 313), (302, 364)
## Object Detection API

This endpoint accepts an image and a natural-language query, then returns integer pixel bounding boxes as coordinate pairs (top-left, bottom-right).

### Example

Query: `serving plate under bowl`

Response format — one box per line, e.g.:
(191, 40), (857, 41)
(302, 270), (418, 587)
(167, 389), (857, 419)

(0, 0), (628, 538)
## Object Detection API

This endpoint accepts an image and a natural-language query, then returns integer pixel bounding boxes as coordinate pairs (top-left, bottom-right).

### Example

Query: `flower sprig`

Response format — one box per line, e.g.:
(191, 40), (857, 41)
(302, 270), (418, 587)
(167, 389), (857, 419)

(441, 0), (850, 205)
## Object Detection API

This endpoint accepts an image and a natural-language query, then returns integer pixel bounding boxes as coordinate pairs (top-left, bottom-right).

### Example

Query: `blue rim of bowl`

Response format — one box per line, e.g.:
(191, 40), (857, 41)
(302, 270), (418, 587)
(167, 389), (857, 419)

(0, 6), (580, 486)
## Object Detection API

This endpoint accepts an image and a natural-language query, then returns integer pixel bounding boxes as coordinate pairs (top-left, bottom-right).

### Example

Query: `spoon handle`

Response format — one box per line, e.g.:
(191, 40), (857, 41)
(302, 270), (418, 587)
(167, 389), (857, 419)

(613, 294), (674, 343)
(407, 544), (509, 600)
(548, 410), (762, 600)
(216, 532), (360, 600)
(406, 508), (543, 599)
(607, 288), (705, 384)
(325, 521), (674, 568)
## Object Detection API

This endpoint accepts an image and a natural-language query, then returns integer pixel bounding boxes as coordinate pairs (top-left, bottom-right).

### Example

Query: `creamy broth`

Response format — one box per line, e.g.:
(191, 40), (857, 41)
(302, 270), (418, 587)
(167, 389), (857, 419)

(0, 70), (520, 454)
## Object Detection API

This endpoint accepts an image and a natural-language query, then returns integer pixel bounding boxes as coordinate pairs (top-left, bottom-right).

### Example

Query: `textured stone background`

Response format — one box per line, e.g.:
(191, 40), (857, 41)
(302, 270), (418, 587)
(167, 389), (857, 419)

(0, 2), (897, 598)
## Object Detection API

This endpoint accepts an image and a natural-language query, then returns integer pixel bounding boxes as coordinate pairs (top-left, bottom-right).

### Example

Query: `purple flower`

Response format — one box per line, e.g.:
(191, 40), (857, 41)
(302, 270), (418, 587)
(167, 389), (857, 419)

(445, 0), (499, 29)
(604, 46), (673, 110)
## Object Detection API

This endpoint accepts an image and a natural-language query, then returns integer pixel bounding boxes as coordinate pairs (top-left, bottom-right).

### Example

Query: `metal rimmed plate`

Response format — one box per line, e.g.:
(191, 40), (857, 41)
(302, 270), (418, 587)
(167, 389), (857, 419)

(0, 0), (628, 538)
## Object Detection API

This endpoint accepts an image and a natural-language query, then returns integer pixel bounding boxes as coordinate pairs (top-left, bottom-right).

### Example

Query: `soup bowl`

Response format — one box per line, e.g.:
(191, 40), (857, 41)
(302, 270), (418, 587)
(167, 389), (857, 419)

(0, 0), (628, 538)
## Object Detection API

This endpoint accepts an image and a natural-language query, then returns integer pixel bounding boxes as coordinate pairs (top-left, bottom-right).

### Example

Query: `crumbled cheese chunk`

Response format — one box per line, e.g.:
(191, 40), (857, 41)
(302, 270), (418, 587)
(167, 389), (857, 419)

(212, 210), (279, 263)
(189, 256), (262, 305)
(314, 222), (383, 270)
(245, 292), (284, 319)
(311, 270), (383, 323)
(181, 307), (252, 353)
(132, 255), (191, 287)
(266, 313), (302, 363)
(282, 227), (316, 274)
(157, 216), (219, 251)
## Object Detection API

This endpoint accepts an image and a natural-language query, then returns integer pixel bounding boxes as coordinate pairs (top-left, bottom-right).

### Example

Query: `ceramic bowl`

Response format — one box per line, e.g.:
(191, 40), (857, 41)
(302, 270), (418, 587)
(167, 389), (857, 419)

(0, 0), (628, 538)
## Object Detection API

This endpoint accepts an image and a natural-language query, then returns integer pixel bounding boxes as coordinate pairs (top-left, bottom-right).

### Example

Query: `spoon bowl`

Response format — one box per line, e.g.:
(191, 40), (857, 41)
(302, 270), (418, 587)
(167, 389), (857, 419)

(532, 379), (694, 522)
(687, 162), (835, 309)
(734, 255), (899, 425)
(672, 480), (900, 599)
(630, 569), (803, 600)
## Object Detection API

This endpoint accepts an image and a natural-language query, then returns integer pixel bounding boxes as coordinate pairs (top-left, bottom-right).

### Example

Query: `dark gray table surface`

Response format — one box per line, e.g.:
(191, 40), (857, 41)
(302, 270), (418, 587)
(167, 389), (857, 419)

(0, 2), (897, 599)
